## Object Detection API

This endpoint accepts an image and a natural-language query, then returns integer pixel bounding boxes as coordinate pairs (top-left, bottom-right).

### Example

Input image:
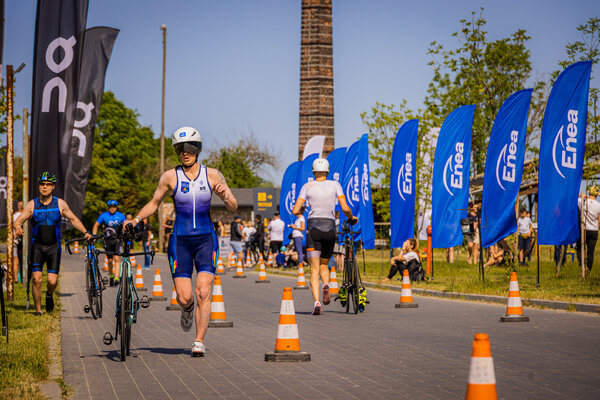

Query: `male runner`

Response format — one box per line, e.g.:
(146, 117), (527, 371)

(92, 200), (126, 286)
(292, 158), (357, 315)
(126, 126), (237, 356)
(14, 172), (92, 314)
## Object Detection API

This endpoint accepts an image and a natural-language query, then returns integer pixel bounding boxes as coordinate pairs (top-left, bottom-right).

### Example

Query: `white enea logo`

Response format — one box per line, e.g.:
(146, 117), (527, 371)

(495, 130), (518, 191)
(345, 166), (360, 208)
(361, 163), (369, 206)
(284, 182), (296, 215)
(397, 152), (413, 201)
(552, 109), (579, 179)
(443, 142), (465, 197)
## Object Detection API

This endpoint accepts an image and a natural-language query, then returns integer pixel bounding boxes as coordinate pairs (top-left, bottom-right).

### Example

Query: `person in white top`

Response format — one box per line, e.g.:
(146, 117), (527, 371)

(577, 186), (600, 273)
(288, 206), (306, 268)
(517, 208), (533, 265)
(380, 238), (420, 283)
(242, 221), (256, 262)
(292, 158), (357, 315)
(267, 212), (286, 257)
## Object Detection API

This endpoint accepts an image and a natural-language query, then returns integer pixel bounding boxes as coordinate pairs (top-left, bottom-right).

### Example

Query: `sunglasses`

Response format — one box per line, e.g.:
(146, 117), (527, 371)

(174, 142), (202, 155)
(39, 182), (54, 187)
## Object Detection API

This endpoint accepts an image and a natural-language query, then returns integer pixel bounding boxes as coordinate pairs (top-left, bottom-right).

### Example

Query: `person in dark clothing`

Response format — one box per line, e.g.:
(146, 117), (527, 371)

(142, 218), (152, 268)
(380, 239), (421, 283)
(229, 216), (244, 264)
(253, 214), (265, 259)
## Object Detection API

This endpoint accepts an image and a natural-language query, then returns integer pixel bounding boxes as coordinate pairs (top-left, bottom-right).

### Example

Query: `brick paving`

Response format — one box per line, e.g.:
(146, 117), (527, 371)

(59, 252), (600, 399)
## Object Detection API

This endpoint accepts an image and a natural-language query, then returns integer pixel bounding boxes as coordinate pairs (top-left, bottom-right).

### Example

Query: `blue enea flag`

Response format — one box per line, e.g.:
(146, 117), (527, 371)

(327, 147), (347, 183)
(431, 105), (476, 248)
(279, 161), (301, 246)
(390, 120), (419, 248)
(538, 61), (592, 245)
(481, 89), (533, 248)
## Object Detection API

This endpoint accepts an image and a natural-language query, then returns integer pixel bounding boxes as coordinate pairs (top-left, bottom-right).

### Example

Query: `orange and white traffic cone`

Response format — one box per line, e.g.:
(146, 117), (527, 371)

(267, 252), (273, 267)
(134, 264), (147, 292)
(233, 258), (246, 279)
(228, 253), (235, 268)
(73, 241), (79, 254)
(245, 253), (252, 267)
(395, 269), (418, 308)
(255, 260), (270, 283)
(151, 269), (167, 301)
(216, 256), (225, 275)
(294, 264), (309, 290)
(499, 272), (529, 322)
(465, 333), (498, 400)
(103, 256), (109, 271)
(265, 287), (310, 362)
(131, 255), (137, 269)
(208, 276), (233, 327)
(329, 266), (339, 295)
(166, 287), (180, 311)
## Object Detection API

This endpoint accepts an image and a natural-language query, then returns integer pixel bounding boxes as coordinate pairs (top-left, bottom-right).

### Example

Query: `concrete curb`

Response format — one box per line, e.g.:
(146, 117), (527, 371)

(263, 267), (600, 315)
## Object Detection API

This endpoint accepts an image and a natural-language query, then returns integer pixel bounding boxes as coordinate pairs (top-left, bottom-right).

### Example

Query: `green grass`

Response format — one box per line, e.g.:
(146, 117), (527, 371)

(359, 245), (600, 304)
(0, 277), (61, 400)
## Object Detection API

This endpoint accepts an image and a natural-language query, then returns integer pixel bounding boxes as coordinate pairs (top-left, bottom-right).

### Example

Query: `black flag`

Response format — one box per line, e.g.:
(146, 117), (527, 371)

(29, 0), (88, 199)
(63, 27), (119, 219)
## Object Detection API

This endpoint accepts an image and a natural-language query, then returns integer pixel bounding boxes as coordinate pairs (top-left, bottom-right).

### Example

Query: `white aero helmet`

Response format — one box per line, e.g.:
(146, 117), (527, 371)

(312, 157), (329, 173)
(172, 126), (202, 155)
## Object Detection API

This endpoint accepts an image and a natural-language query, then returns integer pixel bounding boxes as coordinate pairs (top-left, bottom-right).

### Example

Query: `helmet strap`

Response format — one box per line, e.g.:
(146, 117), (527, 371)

(38, 193), (53, 204)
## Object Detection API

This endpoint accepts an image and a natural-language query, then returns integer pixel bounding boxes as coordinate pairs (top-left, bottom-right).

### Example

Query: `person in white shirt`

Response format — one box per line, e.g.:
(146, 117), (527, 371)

(292, 158), (357, 315)
(288, 206), (306, 268)
(267, 212), (286, 256)
(577, 186), (600, 273)
(242, 221), (256, 263)
(517, 208), (533, 265)
(381, 238), (420, 283)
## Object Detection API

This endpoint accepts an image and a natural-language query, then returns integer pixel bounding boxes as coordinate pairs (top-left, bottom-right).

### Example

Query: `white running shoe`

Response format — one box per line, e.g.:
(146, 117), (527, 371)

(191, 341), (205, 357)
(180, 304), (194, 332)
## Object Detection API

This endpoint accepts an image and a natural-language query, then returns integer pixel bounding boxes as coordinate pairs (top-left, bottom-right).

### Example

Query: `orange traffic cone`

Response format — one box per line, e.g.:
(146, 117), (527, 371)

(134, 264), (147, 292)
(166, 287), (180, 311)
(131, 255), (137, 268)
(267, 251), (273, 267)
(294, 264), (309, 290)
(395, 269), (418, 308)
(103, 256), (109, 271)
(245, 253), (252, 267)
(265, 287), (310, 362)
(228, 253), (235, 268)
(499, 272), (529, 322)
(233, 258), (246, 279)
(151, 269), (167, 301)
(465, 333), (498, 400)
(216, 256), (225, 275)
(329, 266), (339, 295)
(208, 276), (233, 327)
(73, 241), (79, 254)
(255, 260), (270, 283)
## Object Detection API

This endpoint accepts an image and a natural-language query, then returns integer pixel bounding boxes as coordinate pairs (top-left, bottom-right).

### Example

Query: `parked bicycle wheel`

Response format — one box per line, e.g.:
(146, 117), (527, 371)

(351, 259), (359, 314)
(85, 260), (99, 320)
(119, 274), (129, 361)
(94, 260), (103, 318)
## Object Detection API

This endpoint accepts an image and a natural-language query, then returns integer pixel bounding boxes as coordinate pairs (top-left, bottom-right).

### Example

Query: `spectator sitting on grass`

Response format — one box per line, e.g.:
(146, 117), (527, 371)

(380, 238), (420, 283)
(484, 239), (512, 268)
(284, 244), (299, 268)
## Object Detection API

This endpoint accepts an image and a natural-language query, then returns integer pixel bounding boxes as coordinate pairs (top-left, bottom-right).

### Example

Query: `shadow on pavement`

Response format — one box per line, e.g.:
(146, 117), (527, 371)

(135, 347), (190, 355)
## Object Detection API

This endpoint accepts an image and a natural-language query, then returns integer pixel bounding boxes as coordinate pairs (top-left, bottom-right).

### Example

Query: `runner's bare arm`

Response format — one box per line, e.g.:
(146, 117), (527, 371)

(208, 168), (237, 212)
(13, 200), (35, 237)
(338, 196), (357, 222)
(59, 199), (92, 238)
(130, 170), (176, 224)
(292, 198), (306, 216)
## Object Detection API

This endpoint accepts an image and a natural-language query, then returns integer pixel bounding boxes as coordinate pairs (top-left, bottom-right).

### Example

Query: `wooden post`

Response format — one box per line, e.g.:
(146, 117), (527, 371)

(22, 109), (29, 287)
(158, 24), (167, 253)
(6, 65), (14, 301)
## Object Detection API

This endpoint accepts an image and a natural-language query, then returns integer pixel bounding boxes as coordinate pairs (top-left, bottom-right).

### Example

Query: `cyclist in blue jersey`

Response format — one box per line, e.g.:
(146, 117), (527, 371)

(92, 200), (126, 286)
(126, 126), (237, 356)
(14, 172), (91, 315)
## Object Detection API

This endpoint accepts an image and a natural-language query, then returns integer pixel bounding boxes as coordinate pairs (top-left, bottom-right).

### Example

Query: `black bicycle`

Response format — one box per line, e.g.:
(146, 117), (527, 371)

(336, 220), (366, 314)
(100, 223), (153, 361)
(67, 235), (107, 319)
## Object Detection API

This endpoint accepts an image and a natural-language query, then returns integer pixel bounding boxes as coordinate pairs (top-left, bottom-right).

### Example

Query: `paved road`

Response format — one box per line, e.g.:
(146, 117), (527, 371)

(59, 252), (600, 400)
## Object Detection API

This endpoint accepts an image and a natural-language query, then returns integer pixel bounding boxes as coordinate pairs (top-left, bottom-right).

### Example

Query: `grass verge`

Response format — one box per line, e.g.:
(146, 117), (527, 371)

(0, 277), (61, 399)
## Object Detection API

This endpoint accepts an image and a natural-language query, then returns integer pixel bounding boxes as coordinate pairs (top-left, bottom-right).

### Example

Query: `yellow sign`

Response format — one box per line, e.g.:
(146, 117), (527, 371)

(258, 202), (272, 207)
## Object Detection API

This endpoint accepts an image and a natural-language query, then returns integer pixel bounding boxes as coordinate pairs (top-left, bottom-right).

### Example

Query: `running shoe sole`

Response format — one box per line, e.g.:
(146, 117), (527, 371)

(311, 304), (321, 315)
(322, 285), (331, 305)
(180, 307), (194, 332)
(191, 343), (205, 357)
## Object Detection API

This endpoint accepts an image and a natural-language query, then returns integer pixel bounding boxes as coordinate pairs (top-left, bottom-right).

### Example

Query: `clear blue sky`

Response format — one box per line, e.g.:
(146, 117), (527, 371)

(4, 0), (600, 183)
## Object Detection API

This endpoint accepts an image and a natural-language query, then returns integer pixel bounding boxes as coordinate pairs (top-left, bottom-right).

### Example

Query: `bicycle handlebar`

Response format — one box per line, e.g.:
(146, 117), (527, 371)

(65, 235), (103, 255)
(95, 249), (156, 265)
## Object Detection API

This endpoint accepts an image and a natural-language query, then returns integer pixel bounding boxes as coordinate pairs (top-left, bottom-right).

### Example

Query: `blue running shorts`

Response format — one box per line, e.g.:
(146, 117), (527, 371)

(168, 233), (216, 278)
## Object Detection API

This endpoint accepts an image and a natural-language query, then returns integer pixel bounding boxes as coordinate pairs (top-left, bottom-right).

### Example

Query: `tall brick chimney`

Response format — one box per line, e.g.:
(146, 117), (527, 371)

(298, 0), (334, 160)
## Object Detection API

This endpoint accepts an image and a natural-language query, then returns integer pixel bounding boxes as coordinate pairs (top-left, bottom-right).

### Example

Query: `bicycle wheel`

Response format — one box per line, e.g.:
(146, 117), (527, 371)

(85, 260), (98, 319)
(126, 281), (132, 356)
(119, 274), (129, 361)
(94, 261), (103, 318)
(250, 248), (260, 266)
(351, 259), (359, 314)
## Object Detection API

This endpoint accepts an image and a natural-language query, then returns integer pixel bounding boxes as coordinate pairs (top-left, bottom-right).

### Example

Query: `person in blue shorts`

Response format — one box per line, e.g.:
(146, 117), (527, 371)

(14, 172), (91, 315)
(92, 200), (126, 286)
(126, 126), (237, 357)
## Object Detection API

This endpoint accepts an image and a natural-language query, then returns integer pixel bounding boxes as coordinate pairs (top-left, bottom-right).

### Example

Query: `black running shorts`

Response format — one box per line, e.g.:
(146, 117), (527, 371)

(306, 218), (336, 260)
(31, 242), (61, 274)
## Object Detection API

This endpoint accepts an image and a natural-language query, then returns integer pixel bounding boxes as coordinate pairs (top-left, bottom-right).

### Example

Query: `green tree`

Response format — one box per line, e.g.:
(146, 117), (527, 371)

(425, 9), (546, 174)
(552, 17), (600, 177)
(203, 133), (280, 188)
(83, 91), (163, 229)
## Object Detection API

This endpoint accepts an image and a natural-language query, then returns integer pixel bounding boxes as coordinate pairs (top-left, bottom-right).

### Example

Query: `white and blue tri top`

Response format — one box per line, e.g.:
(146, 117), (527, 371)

(172, 165), (213, 236)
